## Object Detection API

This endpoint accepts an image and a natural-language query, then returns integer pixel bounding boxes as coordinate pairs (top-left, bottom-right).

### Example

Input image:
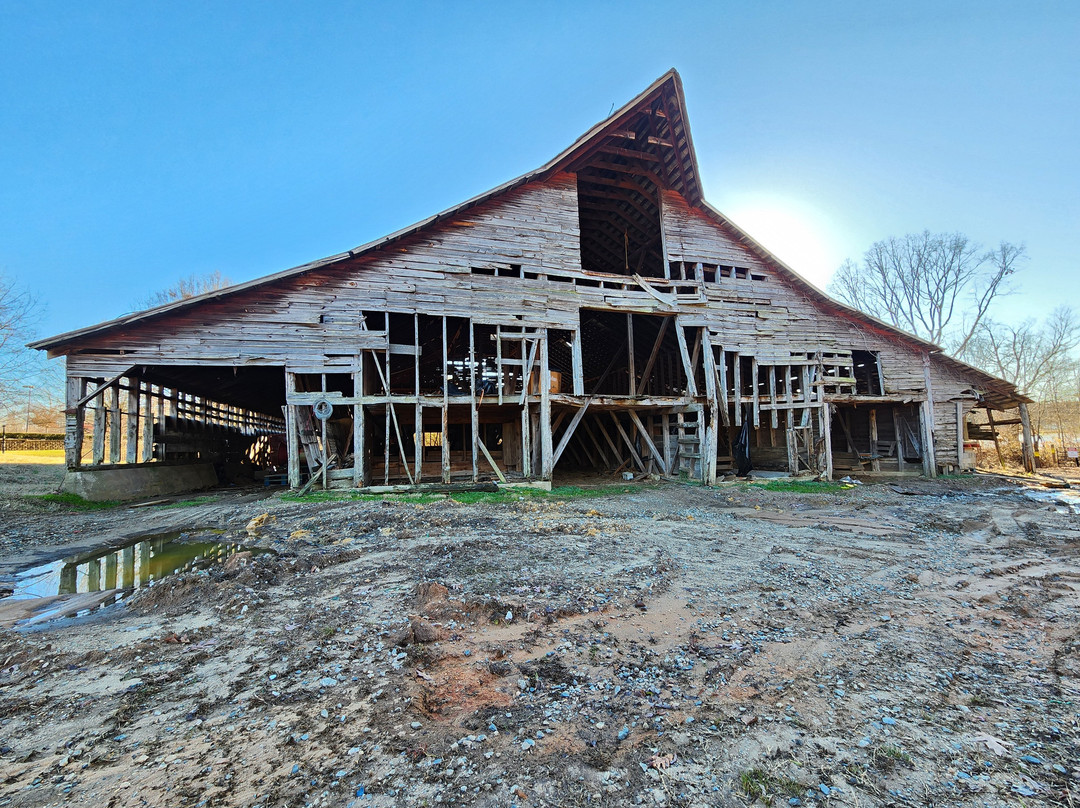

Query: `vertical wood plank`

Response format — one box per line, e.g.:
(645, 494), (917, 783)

(470, 319), (478, 482)
(285, 372), (300, 489)
(539, 329), (553, 480)
(141, 384), (154, 462)
(821, 402), (834, 481)
(674, 320), (697, 396)
(108, 385), (121, 463)
(571, 328), (584, 396)
(65, 376), (85, 469)
(869, 408), (880, 472)
(125, 384), (140, 464)
(442, 316), (450, 484)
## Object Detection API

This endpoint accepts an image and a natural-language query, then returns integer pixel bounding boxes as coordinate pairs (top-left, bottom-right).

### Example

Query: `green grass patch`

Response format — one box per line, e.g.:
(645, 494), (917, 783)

(28, 492), (122, 510)
(739, 767), (806, 803)
(161, 495), (220, 509)
(749, 479), (849, 494)
(279, 483), (644, 505)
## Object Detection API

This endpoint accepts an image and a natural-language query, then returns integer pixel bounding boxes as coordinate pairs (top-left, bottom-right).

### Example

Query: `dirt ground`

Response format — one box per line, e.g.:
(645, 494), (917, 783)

(1, 465), (1078, 807)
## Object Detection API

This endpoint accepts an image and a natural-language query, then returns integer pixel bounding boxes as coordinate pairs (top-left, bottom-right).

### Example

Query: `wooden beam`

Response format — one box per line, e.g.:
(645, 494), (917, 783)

(74, 367), (134, 409)
(610, 412), (647, 472)
(1019, 402), (1036, 473)
(674, 321), (697, 396)
(593, 414), (623, 463)
(540, 331), (553, 480)
(442, 317), (450, 484)
(64, 377), (85, 469)
(581, 418), (611, 467)
(627, 409), (667, 475)
(108, 386), (121, 463)
(286, 373), (300, 489)
(986, 408), (1005, 468)
(125, 386), (139, 464)
(477, 438), (507, 483)
(637, 318), (671, 395)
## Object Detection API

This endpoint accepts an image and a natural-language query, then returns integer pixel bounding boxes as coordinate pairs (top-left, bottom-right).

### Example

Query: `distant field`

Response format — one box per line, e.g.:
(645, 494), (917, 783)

(0, 449), (65, 465)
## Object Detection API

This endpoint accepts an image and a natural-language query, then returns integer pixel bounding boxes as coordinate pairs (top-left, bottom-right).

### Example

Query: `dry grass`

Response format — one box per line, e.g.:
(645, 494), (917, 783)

(0, 449), (64, 464)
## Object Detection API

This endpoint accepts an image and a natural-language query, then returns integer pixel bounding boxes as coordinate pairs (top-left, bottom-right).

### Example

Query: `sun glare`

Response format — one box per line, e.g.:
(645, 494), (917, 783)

(721, 198), (841, 290)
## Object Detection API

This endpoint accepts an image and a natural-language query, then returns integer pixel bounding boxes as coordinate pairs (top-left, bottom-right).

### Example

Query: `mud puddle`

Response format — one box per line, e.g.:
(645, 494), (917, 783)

(2, 530), (268, 627)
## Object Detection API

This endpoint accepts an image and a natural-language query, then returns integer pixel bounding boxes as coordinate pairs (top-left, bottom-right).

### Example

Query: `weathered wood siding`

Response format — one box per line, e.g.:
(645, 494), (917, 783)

(61, 178), (983, 470)
(65, 176), (582, 375)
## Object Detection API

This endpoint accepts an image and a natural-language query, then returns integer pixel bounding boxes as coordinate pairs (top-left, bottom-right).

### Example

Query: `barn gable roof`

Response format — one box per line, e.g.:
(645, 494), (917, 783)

(29, 70), (1026, 407)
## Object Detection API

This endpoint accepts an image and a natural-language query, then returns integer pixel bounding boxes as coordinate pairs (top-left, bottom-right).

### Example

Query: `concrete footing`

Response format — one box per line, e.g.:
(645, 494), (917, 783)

(61, 463), (218, 502)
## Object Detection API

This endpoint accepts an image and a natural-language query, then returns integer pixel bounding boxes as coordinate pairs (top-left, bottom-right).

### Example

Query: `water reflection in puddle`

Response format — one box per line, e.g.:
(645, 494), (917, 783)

(9, 532), (263, 601)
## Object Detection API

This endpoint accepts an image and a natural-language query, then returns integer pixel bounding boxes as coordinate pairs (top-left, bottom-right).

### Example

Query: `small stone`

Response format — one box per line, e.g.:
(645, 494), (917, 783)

(882, 716), (896, 725)
(411, 722), (422, 730)
(618, 726), (630, 741)
(320, 677), (338, 687)
(505, 611), (514, 622)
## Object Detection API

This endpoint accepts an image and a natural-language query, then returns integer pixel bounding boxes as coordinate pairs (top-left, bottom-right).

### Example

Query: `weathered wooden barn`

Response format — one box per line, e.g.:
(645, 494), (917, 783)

(31, 70), (1030, 499)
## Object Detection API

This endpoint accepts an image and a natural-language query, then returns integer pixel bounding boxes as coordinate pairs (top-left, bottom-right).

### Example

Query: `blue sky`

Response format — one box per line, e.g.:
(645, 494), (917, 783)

(2, 1), (1077, 346)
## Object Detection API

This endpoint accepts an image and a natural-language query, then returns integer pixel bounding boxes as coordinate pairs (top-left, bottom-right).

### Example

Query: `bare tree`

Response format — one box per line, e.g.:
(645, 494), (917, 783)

(829, 232), (1024, 354)
(964, 306), (1080, 397)
(141, 270), (232, 309)
(0, 272), (39, 411)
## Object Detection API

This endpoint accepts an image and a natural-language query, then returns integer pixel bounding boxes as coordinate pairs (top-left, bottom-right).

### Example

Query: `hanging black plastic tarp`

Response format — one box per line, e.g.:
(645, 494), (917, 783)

(734, 408), (752, 476)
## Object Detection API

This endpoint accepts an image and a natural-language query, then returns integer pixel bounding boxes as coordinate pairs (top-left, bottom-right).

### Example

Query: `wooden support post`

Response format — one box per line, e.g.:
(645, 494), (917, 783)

(125, 384), (140, 464)
(65, 376), (85, 469)
(919, 399), (937, 477)
(750, 357), (760, 429)
(869, 408), (880, 471)
(1019, 402), (1036, 472)
(108, 385), (121, 463)
(414, 403), (423, 483)
(767, 366), (778, 429)
(540, 330), (553, 480)
(91, 384), (106, 466)
(496, 325), (504, 405)
(442, 317), (450, 484)
(921, 353), (937, 477)
(571, 329), (584, 396)
(675, 320), (697, 396)
(701, 338), (719, 485)
(469, 320), (478, 482)
(285, 372), (300, 489)
(519, 337), (538, 405)
(521, 404), (531, 477)
(141, 385), (154, 462)
(717, 348), (730, 427)
(733, 354), (742, 426)
(626, 314), (636, 396)
(355, 363), (366, 486)
(820, 402), (834, 480)
(986, 408), (1005, 468)
(955, 401), (965, 471)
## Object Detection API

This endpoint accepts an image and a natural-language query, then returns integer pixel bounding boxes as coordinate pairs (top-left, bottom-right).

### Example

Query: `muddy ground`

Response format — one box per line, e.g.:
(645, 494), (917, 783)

(1, 466), (1079, 807)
